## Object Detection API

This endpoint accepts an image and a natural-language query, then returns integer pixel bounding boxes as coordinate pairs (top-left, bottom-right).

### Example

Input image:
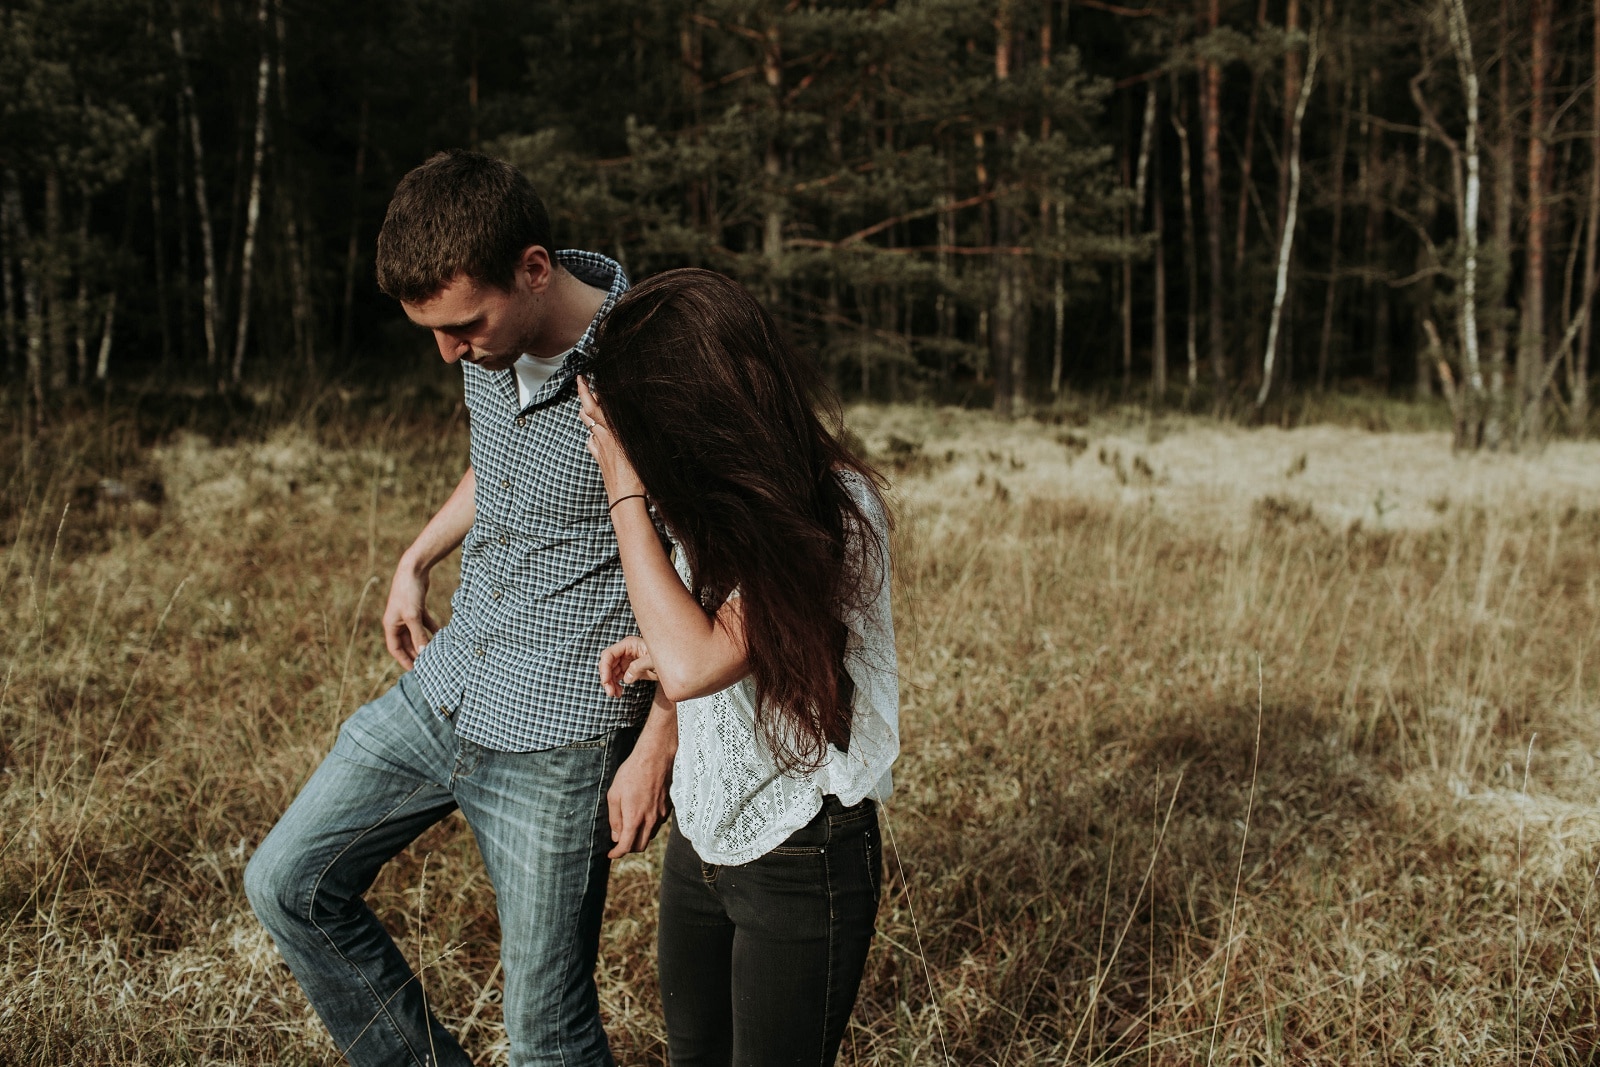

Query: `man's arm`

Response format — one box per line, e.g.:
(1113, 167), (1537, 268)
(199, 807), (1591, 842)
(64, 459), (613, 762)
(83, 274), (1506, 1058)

(384, 467), (477, 670)
(606, 686), (677, 858)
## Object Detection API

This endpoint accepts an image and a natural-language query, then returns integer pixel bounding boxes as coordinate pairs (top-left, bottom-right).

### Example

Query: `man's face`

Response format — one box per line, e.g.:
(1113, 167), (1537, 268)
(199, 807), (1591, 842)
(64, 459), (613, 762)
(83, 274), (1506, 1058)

(401, 269), (541, 373)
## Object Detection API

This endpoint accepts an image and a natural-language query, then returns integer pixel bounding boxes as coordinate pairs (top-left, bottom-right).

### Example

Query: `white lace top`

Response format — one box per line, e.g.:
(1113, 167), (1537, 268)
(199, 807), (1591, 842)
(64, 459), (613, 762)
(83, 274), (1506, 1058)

(669, 470), (899, 866)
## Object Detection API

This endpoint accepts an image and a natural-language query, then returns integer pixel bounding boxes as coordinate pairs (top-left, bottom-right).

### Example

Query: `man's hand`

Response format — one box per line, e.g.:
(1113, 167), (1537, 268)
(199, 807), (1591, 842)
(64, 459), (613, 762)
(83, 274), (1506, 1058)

(384, 557), (439, 670)
(599, 635), (659, 697)
(382, 467), (475, 671)
(607, 691), (677, 859)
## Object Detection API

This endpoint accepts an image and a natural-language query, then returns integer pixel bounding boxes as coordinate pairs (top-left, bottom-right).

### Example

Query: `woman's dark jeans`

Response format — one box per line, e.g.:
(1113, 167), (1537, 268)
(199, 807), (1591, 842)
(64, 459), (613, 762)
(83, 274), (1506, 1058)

(657, 796), (883, 1067)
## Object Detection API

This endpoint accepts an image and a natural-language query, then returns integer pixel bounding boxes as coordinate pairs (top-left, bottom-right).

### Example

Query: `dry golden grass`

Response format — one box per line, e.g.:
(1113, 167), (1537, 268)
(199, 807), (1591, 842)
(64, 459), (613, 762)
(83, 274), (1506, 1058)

(4, 400), (1600, 1064)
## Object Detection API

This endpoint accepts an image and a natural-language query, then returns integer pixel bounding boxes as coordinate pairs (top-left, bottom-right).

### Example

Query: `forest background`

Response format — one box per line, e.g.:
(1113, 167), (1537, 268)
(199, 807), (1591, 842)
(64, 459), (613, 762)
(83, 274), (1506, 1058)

(3, 0), (1598, 440)
(9, 1), (1600, 1064)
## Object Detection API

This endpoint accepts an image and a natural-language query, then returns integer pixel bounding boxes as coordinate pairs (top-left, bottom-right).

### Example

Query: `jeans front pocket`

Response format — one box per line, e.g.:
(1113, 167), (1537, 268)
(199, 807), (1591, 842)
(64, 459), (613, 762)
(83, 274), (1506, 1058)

(766, 800), (831, 856)
(863, 823), (882, 898)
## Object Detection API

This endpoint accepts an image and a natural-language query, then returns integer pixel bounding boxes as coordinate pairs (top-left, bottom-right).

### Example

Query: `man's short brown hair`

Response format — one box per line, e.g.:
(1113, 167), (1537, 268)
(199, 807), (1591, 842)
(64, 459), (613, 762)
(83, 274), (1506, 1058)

(375, 150), (556, 303)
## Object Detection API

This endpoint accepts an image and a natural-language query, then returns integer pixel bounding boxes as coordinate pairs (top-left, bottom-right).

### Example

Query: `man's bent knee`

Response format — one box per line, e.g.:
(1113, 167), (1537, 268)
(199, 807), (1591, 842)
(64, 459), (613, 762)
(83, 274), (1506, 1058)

(243, 828), (304, 932)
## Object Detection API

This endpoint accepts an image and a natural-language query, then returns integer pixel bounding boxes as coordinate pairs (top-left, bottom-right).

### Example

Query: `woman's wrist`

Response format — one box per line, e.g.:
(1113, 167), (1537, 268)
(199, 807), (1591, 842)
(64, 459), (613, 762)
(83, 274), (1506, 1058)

(608, 492), (647, 513)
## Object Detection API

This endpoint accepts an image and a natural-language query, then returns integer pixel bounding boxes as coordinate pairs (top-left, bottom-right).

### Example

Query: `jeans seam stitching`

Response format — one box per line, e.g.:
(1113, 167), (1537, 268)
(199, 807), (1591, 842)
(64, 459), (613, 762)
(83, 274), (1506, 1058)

(552, 730), (613, 1067)
(304, 779), (437, 1067)
(820, 833), (836, 1067)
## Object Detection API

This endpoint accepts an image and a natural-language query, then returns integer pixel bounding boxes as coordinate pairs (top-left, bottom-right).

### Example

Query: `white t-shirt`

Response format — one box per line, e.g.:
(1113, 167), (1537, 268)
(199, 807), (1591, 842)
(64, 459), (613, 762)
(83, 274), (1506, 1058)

(513, 351), (569, 407)
(669, 470), (899, 866)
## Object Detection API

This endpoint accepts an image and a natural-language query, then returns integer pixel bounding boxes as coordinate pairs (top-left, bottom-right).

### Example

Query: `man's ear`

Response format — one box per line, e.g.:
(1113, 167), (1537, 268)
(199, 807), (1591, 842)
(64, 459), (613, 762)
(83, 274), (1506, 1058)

(518, 245), (554, 293)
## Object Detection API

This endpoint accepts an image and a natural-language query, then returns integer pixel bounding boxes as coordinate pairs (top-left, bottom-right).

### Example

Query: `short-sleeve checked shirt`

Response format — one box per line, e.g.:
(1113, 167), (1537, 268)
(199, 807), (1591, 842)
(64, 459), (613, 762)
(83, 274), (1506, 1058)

(411, 250), (653, 751)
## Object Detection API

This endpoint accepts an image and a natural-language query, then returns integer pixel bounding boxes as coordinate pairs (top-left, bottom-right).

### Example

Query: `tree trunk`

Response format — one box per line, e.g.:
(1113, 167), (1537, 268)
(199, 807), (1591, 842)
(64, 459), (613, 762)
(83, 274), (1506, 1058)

(682, 12), (708, 237)
(272, 0), (313, 375)
(24, 263), (43, 418)
(938, 187), (955, 353)
(231, 0), (272, 386)
(857, 285), (871, 398)
(339, 94), (369, 359)
(1445, 0), (1487, 445)
(1202, 0), (1227, 399)
(1153, 90), (1168, 403)
(1414, 123), (1439, 402)
(1145, 81), (1171, 403)
(1258, 31), (1319, 408)
(95, 291), (117, 382)
(282, 205), (312, 373)
(73, 191), (90, 385)
(1009, 260), (1028, 415)
(1172, 75), (1201, 395)
(1042, 1), (1066, 398)
(997, 257), (1029, 416)
(1052, 206), (1066, 396)
(1, 173), (16, 380)
(1277, 0), (1302, 241)
(762, 23), (784, 274)
(993, 213), (1027, 417)
(1484, 0), (1513, 449)
(975, 123), (990, 391)
(8, 170), (45, 418)
(43, 168), (66, 391)
(1317, 23), (1352, 391)
(1124, 81), (1156, 399)
(1120, 133), (1133, 396)
(1361, 66), (1389, 388)
(1519, 0), (1551, 445)
(172, 91), (194, 368)
(3, 171), (43, 418)
(1234, 0), (1269, 272)
(990, 0), (1024, 417)
(1572, 0), (1599, 433)
(1269, 0), (1303, 400)
(173, 21), (221, 374)
(149, 149), (173, 368)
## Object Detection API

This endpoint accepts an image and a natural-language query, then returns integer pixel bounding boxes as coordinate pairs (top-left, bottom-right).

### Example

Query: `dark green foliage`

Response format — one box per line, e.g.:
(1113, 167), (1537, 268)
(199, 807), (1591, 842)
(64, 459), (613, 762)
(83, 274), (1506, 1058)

(0, 0), (1596, 426)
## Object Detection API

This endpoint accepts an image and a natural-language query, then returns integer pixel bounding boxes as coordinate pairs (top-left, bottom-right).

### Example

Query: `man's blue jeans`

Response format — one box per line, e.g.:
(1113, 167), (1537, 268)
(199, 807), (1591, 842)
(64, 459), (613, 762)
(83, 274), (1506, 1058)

(244, 673), (632, 1067)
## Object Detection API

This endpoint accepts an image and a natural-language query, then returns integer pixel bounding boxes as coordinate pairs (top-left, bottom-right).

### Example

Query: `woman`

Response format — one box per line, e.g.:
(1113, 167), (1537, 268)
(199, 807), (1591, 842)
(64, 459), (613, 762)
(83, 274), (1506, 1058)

(576, 268), (899, 1066)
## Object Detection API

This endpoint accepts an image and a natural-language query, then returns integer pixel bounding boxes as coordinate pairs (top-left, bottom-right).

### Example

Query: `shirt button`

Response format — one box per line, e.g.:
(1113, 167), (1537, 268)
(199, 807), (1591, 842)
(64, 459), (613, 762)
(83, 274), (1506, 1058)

(515, 416), (526, 427)
(501, 479), (511, 489)
(498, 535), (508, 546)
(475, 647), (485, 657)
(491, 588), (502, 600)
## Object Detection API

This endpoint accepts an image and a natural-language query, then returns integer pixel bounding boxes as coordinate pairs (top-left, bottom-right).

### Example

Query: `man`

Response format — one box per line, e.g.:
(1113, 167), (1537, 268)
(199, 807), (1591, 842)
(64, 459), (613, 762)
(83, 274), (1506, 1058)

(245, 150), (675, 1067)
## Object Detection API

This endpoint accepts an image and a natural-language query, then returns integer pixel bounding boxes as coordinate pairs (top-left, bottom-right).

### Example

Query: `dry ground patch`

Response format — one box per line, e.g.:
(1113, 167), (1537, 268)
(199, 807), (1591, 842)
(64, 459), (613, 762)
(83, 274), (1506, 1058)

(3, 404), (1599, 1064)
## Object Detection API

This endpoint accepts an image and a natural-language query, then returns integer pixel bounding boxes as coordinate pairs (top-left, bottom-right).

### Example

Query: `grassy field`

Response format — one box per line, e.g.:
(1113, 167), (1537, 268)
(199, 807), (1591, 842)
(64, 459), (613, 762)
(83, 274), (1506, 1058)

(4, 398), (1600, 1064)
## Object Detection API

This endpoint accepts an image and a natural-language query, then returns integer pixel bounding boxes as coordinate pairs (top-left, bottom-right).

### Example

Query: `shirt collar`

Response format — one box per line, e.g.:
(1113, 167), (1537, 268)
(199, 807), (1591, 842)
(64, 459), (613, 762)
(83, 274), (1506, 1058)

(465, 249), (629, 411)
(554, 249), (629, 377)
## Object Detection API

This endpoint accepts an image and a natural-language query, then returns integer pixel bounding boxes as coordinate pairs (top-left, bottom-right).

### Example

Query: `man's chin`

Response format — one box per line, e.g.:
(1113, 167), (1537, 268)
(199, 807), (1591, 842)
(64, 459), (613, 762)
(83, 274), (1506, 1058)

(469, 354), (518, 372)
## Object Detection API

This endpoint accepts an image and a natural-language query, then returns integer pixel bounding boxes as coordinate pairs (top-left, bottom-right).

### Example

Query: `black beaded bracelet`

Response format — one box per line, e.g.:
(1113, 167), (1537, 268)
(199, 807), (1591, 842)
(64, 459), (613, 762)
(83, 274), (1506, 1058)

(608, 493), (647, 513)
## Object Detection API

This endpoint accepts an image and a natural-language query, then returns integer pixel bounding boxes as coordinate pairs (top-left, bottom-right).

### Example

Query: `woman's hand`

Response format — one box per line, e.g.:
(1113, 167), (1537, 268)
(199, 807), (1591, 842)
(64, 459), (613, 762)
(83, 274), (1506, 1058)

(577, 376), (646, 504)
(599, 635), (660, 697)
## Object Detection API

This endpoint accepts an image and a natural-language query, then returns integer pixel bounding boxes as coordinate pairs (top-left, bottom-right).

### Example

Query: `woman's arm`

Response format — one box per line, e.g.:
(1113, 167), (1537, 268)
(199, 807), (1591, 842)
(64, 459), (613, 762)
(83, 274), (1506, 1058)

(607, 498), (748, 701)
(579, 377), (749, 702)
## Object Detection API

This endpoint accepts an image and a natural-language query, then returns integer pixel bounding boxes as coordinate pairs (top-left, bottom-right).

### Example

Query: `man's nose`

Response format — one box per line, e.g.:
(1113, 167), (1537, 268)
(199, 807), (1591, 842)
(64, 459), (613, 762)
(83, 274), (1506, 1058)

(434, 332), (467, 364)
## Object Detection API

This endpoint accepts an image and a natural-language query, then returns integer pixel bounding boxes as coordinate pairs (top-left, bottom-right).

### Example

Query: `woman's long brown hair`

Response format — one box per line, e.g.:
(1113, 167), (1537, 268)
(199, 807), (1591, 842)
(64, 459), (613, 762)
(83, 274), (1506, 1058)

(588, 268), (884, 773)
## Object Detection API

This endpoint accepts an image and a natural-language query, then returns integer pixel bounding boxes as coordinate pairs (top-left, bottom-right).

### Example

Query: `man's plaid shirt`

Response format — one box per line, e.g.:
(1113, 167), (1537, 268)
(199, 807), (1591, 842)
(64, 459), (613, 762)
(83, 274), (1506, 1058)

(411, 250), (653, 751)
